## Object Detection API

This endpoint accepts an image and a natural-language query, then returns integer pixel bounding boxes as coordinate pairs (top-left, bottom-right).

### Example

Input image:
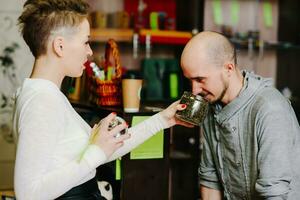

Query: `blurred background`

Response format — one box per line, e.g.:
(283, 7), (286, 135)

(0, 0), (299, 199)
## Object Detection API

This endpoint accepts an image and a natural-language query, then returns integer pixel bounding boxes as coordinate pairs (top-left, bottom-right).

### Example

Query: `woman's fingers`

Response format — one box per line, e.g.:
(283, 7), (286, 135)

(90, 114), (131, 157)
(166, 100), (187, 117)
(176, 120), (195, 128)
(114, 132), (131, 143)
(171, 100), (187, 112)
(100, 112), (117, 128)
(168, 100), (180, 113)
(176, 103), (187, 111)
(109, 122), (128, 136)
(115, 141), (124, 148)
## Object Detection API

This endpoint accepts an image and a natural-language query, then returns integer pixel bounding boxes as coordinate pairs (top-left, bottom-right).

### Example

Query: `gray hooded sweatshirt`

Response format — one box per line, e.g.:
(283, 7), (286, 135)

(199, 71), (300, 200)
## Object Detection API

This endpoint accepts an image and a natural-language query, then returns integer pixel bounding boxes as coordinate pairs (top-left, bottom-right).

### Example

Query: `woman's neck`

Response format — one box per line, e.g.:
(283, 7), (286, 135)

(30, 55), (65, 88)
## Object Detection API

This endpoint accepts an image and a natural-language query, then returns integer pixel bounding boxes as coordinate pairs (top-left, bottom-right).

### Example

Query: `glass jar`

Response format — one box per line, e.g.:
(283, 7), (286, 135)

(175, 91), (209, 125)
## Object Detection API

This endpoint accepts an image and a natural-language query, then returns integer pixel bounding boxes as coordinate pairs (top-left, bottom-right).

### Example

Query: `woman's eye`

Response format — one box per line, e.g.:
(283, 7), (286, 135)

(85, 41), (90, 45)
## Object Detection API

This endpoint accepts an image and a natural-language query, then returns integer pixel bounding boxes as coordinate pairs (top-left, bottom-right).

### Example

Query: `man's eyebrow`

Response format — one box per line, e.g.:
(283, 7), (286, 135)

(190, 76), (206, 80)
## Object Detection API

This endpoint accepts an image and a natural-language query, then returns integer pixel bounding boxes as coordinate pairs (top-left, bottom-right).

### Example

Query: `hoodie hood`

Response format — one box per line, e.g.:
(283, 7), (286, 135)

(212, 70), (274, 125)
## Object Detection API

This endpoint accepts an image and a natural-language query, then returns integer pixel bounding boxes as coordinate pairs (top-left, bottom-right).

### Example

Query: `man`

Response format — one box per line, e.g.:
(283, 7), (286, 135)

(180, 31), (300, 200)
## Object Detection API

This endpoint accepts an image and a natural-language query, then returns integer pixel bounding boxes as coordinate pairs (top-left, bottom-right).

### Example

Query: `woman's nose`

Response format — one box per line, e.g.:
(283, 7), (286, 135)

(87, 45), (93, 57)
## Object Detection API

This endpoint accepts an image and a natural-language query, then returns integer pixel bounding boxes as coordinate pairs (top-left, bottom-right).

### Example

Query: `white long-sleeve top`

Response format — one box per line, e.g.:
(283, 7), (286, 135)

(13, 78), (169, 200)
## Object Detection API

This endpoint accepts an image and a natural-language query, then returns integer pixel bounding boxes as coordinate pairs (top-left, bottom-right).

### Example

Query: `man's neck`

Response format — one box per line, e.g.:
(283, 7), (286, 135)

(221, 70), (244, 105)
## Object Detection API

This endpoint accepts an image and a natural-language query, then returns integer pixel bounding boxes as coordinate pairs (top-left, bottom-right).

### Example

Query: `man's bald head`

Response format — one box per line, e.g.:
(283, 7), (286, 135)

(181, 31), (236, 68)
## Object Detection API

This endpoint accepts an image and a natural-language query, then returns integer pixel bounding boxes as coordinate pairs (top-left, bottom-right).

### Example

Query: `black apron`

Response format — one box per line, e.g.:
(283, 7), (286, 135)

(56, 177), (105, 200)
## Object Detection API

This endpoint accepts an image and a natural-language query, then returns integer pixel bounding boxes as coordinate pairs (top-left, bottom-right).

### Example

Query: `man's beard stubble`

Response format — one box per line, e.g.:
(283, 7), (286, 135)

(210, 75), (229, 104)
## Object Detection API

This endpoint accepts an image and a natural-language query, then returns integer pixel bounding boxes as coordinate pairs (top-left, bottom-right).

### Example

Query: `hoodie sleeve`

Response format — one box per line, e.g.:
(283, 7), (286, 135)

(254, 90), (297, 199)
(199, 119), (223, 191)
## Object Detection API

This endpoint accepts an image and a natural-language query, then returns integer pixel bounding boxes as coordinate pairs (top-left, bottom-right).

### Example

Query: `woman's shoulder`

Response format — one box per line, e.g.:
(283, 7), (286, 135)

(17, 78), (66, 108)
(22, 78), (60, 93)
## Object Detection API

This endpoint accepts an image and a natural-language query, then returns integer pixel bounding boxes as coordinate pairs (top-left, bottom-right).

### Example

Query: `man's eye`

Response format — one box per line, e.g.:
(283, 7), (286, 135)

(196, 78), (204, 83)
(85, 41), (90, 45)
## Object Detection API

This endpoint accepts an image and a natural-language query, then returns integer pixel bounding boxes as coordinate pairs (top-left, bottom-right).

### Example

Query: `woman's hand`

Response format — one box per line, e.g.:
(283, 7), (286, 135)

(159, 100), (194, 128)
(90, 113), (130, 158)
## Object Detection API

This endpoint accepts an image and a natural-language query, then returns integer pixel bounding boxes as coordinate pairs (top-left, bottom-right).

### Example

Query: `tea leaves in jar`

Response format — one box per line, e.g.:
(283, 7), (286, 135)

(175, 91), (208, 125)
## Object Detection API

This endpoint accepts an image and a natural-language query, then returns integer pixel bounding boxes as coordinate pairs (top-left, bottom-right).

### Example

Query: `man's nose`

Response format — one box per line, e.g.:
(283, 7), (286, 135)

(192, 83), (202, 95)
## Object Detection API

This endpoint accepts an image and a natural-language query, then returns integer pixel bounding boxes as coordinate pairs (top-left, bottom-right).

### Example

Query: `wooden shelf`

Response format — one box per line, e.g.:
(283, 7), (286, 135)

(90, 28), (134, 42)
(90, 28), (193, 45)
(0, 190), (15, 198)
(139, 29), (192, 45)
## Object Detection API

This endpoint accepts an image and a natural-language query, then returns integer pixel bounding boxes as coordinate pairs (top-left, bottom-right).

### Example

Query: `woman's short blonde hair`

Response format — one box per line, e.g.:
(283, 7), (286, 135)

(18, 0), (89, 58)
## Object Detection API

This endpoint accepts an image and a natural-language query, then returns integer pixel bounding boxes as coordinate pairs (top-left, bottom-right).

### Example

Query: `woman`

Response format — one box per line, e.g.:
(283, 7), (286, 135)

(13, 0), (190, 199)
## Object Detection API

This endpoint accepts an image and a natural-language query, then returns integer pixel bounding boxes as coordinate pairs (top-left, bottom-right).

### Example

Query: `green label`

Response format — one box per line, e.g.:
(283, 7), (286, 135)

(130, 116), (164, 159)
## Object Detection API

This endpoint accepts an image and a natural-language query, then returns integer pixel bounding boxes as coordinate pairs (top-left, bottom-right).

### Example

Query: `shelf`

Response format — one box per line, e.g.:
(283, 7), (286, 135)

(139, 29), (192, 45)
(229, 38), (300, 51)
(169, 151), (193, 160)
(90, 28), (134, 42)
(90, 28), (193, 45)
(69, 99), (167, 115)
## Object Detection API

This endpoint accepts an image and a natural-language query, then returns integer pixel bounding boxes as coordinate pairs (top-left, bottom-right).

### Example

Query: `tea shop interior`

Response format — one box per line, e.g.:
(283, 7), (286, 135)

(1, 0), (300, 199)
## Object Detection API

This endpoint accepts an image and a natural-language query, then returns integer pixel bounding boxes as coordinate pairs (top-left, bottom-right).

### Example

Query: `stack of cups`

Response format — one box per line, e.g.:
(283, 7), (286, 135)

(122, 71), (143, 113)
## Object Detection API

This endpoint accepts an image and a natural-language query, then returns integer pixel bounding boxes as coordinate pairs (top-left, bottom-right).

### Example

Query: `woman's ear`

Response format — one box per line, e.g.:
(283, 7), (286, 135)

(53, 36), (64, 57)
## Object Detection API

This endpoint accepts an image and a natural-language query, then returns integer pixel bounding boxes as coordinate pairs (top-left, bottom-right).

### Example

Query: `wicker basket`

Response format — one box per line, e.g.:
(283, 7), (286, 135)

(87, 39), (122, 106)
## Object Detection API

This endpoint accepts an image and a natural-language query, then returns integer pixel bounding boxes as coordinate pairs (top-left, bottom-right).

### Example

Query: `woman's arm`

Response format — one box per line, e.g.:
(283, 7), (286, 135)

(14, 93), (107, 200)
(108, 101), (192, 161)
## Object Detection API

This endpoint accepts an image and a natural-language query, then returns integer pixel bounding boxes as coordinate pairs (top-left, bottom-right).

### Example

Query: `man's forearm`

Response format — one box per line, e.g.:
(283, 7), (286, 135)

(200, 185), (223, 200)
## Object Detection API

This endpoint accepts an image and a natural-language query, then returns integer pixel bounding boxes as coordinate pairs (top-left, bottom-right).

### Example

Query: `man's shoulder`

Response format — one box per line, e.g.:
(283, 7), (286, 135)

(254, 85), (288, 107)
(250, 85), (294, 120)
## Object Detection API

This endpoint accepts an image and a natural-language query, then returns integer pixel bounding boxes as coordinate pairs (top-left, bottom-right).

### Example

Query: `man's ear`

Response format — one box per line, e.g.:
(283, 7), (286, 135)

(223, 62), (235, 76)
(53, 36), (64, 57)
